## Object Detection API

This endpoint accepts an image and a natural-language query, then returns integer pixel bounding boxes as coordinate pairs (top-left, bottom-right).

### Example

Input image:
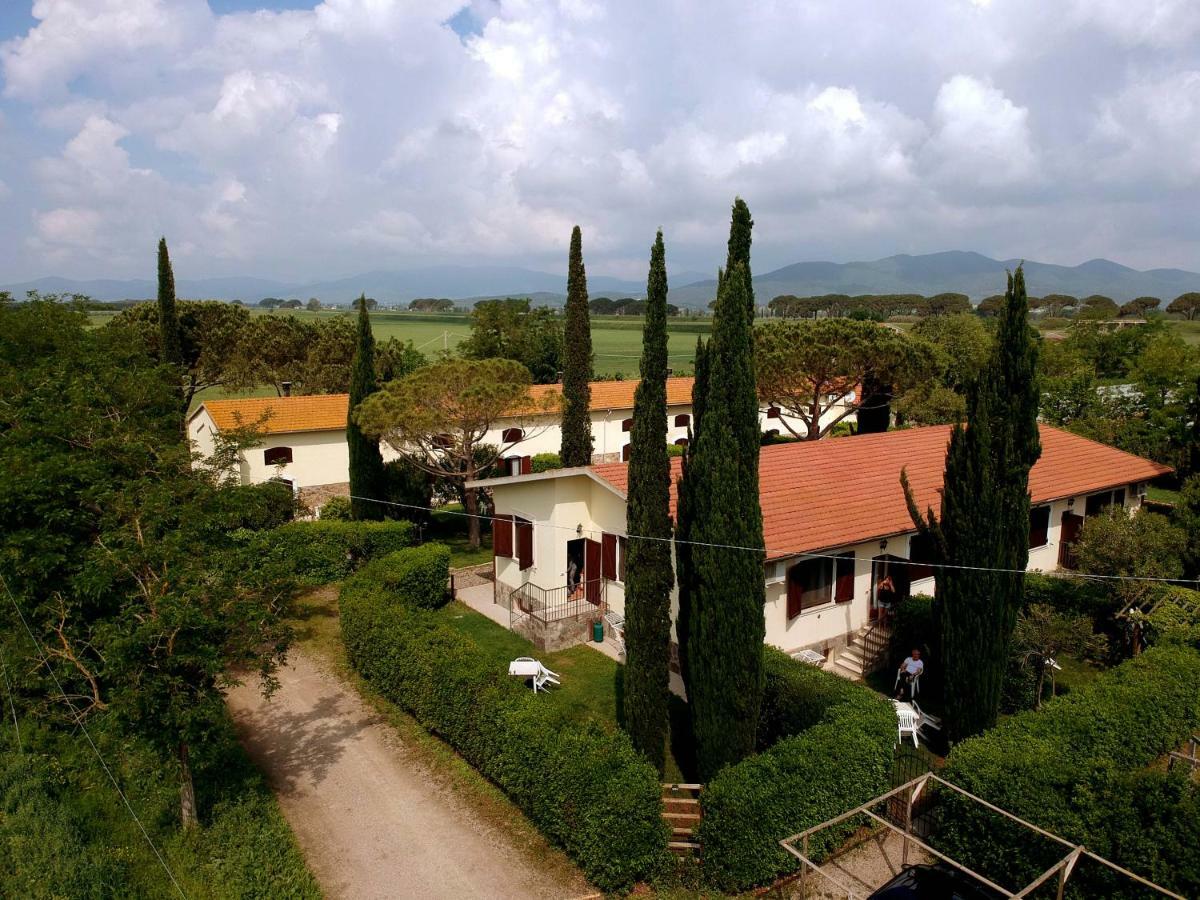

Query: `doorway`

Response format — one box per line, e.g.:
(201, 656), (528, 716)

(1059, 512), (1084, 569)
(870, 554), (911, 620)
(566, 538), (603, 604)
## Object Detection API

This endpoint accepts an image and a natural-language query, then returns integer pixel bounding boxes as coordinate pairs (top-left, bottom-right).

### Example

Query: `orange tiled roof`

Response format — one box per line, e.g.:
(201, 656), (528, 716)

(194, 376), (700, 434)
(195, 394), (350, 435)
(590, 424), (1171, 561)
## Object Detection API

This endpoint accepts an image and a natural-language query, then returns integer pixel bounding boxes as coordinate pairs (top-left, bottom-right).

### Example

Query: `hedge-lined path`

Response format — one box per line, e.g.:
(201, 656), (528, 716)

(227, 649), (594, 900)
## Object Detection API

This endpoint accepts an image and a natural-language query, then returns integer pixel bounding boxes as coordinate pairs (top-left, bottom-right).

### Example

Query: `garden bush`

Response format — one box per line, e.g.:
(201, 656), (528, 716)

(338, 564), (669, 891)
(938, 641), (1200, 897)
(530, 452), (562, 473)
(318, 494), (352, 520)
(699, 647), (895, 891)
(252, 519), (417, 583)
(346, 544), (451, 610)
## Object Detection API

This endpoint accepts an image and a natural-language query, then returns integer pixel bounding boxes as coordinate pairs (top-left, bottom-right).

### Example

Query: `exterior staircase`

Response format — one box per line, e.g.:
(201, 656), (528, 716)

(661, 783), (702, 856)
(826, 620), (892, 681)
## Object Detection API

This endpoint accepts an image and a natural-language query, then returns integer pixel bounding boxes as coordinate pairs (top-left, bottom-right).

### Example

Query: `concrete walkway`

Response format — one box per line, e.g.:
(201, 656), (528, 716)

(227, 650), (591, 900)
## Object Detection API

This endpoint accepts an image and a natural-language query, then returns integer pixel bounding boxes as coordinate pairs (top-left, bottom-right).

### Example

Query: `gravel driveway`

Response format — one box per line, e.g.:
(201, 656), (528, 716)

(227, 651), (592, 900)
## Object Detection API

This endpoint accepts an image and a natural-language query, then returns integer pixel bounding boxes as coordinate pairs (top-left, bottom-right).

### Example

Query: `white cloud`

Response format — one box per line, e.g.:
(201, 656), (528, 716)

(0, 0), (1196, 279)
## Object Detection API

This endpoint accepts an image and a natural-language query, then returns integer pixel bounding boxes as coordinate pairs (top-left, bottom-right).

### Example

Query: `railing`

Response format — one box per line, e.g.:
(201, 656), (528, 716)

(859, 619), (893, 675)
(509, 579), (607, 626)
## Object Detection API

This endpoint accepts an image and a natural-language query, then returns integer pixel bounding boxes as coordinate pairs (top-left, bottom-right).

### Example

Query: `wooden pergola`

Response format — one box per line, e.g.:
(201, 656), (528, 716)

(779, 773), (1184, 900)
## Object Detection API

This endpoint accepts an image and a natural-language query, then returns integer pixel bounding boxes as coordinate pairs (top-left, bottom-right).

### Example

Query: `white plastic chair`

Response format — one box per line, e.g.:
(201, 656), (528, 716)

(894, 669), (921, 699)
(893, 701), (919, 747)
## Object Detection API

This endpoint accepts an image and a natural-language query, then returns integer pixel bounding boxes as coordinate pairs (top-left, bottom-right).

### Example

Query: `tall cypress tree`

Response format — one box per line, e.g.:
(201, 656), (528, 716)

(348, 295), (387, 520)
(721, 198), (760, 473)
(684, 261), (766, 778)
(905, 266), (1039, 742)
(560, 226), (593, 466)
(623, 230), (675, 772)
(675, 335), (709, 691)
(157, 237), (183, 368)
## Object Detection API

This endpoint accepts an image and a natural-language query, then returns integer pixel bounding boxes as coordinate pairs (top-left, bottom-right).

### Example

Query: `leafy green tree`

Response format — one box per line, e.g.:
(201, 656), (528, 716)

(351, 297), (378, 311)
(1013, 604), (1106, 708)
(561, 227), (594, 465)
(156, 238), (183, 370)
(623, 231), (675, 773)
(1079, 295), (1118, 319)
(112, 300), (250, 412)
(1076, 508), (1186, 581)
(976, 294), (1005, 317)
(1119, 296), (1160, 317)
(1132, 331), (1198, 407)
(925, 292), (972, 316)
(305, 297), (322, 311)
(911, 313), (992, 392)
(0, 299), (295, 829)
(461, 297), (563, 383)
(1035, 294), (1078, 318)
(349, 297), (388, 520)
(1167, 292), (1200, 321)
(756, 319), (934, 438)
(905, 267), (1040, 742)
(355, 358), (552, 547)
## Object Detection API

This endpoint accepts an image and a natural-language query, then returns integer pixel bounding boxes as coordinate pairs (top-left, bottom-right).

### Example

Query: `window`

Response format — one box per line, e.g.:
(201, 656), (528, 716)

(766, 406), (782, 419)
(492, 514), (514, 558)
(621, 418), (634, 432)
(1085, 489), (1126, 517)
(1029, 506), (1050, 549)
(263, 446), (293, 466)
(674, 437), (689, 447)
(909, 532), (936, 582)
(786, 556), (849, 619)
(503, 456), (531, 476)
(622, 444), (631, 462)
(515, 517), (533, 570)
(674, 413), (691, 427)
(501, 427), (524, 443)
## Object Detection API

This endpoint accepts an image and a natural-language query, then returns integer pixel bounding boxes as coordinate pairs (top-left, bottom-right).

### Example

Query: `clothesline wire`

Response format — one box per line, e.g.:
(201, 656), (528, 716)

(0, 573), (188, 900)
(343, 494), (1198, 588)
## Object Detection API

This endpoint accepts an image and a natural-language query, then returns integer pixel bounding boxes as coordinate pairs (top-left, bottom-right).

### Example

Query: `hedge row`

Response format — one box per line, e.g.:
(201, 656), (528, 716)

(338, 551), (669, 891)
(939, 642), (1200, 896)
(698, 647), (895, 891)
(248, 519), (417, 584)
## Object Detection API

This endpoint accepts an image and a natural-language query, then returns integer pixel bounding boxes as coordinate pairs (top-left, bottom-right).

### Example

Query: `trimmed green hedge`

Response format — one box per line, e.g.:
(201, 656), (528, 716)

(939, 642), (1200, 896)
(338, 558), (669, 891)
(252, 519), (417, 584)
(698, 647), (895, 891)
(350, 544), (451, 610)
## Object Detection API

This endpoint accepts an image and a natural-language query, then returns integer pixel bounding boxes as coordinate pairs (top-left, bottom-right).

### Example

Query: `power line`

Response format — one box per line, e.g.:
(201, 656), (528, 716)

(0, 573), (188, 900)
(0, 650), (20, 753)
(344, 493), (1198, 588)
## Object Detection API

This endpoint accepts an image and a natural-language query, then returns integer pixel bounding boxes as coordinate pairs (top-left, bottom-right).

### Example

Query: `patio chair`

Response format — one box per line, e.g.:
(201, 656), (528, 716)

(894, 669), (921, 699)
(893, 700), (920, 747)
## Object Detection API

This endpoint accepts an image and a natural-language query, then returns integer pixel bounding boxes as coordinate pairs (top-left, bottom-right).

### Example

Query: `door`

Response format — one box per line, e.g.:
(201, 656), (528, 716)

(585, 539), (602, 605)
(1059, 512), (1084, 569)
(870, 555), (910, 620)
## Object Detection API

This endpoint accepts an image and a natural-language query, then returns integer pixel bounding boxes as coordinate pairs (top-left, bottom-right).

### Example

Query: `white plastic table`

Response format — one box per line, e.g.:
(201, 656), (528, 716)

(508, 659), (541, 678)
(792, 649), (826, 666)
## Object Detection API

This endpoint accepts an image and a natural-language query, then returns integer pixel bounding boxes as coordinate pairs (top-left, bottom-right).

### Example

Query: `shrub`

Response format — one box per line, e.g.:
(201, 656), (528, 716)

(1142, 584), (1200, 645)
(698, 647), (895, 891)
(338, 568), (669, 891)
(350, 544), (451, 610)
(530, 452), (562, 473)
(254, 519), (417, 583)
(938, 642), (1200, 896)
(319, 495), (352, 520)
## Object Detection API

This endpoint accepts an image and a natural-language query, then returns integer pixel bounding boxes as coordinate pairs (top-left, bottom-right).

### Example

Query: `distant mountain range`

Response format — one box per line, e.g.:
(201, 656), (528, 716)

(5, 251), (1198, 308)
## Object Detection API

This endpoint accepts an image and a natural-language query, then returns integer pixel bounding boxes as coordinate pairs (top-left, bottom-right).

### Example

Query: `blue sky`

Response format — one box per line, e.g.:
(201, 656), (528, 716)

(0, 1), (1198, 283)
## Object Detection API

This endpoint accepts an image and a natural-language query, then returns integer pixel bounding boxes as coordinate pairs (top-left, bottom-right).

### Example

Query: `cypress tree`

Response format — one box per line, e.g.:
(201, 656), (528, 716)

(905, 266), (1039, 742)
(623, 230), (675, 772)
(674, 336), (708, 692)
(348, 295), (387, 520)
(157, 237), (183, 368)
(685, 262), (766, 778)
(856, 373), (892, 434)
(560, 226), (593, 466)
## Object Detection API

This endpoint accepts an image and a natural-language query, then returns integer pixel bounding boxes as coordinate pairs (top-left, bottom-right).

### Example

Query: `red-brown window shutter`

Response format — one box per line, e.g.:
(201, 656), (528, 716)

(786, 573), (802, 620)
(492, 514), (514, 558)
(835, 553), (855, 602)
(521, 455), (532, 475)
(601, 533), (617, 580)
(516, 517), (534, 570)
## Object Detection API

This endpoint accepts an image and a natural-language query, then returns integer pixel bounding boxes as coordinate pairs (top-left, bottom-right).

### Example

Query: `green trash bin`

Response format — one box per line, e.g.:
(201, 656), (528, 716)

(592, 619), (604, 643)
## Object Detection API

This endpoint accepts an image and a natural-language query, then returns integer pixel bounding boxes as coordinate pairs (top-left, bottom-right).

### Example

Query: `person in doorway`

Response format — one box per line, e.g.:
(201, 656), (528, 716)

(895, 648), (924, 701)
(567, 559), (582, 599)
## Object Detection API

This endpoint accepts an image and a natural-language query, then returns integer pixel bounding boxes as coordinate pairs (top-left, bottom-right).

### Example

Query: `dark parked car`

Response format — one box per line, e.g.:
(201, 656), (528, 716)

(869, 862), (1006, 899)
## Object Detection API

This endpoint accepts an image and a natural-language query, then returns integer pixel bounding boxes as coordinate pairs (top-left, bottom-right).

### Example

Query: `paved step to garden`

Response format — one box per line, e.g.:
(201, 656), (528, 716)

(662, 784), (702, 857)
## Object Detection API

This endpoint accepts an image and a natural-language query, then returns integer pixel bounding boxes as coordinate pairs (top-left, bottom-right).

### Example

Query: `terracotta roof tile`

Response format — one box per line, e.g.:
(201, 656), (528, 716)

(196, 394), (349, 435)
(196, 376), (699, 433)
(590, 425), (1171, 561)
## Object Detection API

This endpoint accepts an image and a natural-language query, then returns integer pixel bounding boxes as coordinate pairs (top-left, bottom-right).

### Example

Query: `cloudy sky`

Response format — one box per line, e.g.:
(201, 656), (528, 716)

(0, 0), (1198, 283)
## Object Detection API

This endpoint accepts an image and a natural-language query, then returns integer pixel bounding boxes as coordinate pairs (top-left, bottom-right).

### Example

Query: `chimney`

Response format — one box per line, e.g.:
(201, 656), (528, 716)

(281, 381), (292, 397)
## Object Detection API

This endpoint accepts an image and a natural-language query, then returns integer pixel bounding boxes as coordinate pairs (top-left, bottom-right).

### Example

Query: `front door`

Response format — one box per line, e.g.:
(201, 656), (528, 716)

(1059, 512), (1084, 569)
(585, 539), (602, 605)
(870, 554), (910, 619)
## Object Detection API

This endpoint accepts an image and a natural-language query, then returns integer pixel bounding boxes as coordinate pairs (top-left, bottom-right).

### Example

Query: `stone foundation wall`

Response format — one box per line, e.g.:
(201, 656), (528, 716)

(298, 481), (350, 512)
(513, 614), (593, 653)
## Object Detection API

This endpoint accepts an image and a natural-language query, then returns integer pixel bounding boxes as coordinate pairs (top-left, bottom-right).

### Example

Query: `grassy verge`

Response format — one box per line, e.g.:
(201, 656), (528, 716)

(287, 586), (589, 888)
(427, 505), (494, 568)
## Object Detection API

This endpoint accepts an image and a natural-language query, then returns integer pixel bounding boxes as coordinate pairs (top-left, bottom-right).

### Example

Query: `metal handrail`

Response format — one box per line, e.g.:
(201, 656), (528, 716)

(510, 579), (607, 624)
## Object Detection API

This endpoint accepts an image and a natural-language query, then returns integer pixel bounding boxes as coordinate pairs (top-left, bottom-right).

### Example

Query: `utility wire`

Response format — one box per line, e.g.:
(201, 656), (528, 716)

(0, 573), (188, 900)
(344, 493), (1199, 588)
(0, 650), (20, 753)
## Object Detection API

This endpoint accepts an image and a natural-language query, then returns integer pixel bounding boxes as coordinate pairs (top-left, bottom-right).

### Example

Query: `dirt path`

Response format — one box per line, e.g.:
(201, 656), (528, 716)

(227, 650), (591, 900)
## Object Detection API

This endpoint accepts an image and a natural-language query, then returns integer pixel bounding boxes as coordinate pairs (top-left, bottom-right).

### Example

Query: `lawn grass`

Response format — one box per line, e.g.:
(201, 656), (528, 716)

(426, 504), (494, 568)
(1146, 483), (1181, 505)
